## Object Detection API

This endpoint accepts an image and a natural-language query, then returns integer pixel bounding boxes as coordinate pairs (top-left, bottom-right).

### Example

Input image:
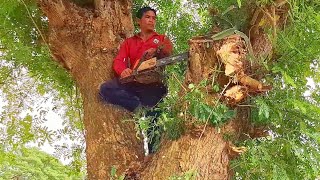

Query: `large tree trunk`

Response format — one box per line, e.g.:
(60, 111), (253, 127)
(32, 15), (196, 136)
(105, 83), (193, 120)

(37, 0), (286, 179)
(38, 1), (144, 179)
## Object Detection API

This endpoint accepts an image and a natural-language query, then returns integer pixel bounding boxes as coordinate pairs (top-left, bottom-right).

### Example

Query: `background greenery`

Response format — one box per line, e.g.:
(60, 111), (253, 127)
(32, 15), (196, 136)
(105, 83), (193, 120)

(0, 147), (84, 179)
(0, 0), (319, 179)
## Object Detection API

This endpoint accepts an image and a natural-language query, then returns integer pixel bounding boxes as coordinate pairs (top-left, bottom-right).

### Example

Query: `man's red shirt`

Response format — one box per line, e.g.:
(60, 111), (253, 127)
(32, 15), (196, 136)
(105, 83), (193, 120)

(113, 32), (173, 76)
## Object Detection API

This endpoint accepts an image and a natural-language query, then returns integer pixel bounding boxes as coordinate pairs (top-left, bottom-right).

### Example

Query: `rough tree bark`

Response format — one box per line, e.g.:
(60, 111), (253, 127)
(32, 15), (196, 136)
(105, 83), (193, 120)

(38, 0), (144, 179)
(37, 0), (288, 179)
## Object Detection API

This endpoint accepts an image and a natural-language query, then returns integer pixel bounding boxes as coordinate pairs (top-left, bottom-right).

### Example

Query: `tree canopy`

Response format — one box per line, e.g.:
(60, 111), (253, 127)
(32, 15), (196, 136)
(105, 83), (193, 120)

(0, 0), (319, 179)
(0, 146), (84, 179)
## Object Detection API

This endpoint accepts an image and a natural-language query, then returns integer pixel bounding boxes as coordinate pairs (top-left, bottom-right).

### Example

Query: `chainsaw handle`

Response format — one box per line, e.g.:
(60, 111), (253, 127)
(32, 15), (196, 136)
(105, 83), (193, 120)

(132, 45), (164, 70)
(132, 52), (148, 71)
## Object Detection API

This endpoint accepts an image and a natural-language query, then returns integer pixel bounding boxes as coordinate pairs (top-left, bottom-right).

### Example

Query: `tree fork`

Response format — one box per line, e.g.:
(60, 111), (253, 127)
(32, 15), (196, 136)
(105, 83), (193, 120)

(138, 37), (254, 179)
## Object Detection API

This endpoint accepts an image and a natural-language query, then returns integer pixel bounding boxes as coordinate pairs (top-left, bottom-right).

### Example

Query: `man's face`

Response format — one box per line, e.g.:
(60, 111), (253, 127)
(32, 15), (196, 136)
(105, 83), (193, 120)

(138, 10), (156, 32)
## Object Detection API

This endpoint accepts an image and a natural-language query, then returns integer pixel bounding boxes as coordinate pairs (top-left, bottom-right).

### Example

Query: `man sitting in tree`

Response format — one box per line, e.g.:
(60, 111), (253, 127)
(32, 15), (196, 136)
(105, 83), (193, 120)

(99, 6), (173, 112)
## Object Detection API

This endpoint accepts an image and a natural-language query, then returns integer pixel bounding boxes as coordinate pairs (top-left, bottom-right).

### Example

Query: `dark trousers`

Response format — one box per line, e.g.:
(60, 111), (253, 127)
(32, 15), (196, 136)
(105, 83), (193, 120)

(99, 79), (167, 112)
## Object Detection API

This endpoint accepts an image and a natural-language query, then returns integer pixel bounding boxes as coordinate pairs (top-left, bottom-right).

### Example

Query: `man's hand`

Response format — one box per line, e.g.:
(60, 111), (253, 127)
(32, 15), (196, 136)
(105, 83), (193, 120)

(145, 48), (157, 59)
(120, 68), (133, 78)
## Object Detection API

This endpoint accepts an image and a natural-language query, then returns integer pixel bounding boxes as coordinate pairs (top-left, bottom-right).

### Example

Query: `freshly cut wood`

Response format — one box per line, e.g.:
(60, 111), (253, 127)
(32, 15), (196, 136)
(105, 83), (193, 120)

(217, 35), (270, 94)
(239, 75), (263, 91)
(224, 85), (247, 103)
(136, 57), (157, 71)
(216, 36), (244, 76)
(228, 143), (247, 159)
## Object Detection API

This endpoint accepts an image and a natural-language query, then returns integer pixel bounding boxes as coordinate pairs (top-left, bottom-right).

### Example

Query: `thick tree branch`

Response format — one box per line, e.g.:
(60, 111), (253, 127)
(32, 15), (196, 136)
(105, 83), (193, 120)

(38, 0), (68, 27)
(141, 127), (231, 179)
(94, 0), (132, 18)
(37, 0), (87, 70)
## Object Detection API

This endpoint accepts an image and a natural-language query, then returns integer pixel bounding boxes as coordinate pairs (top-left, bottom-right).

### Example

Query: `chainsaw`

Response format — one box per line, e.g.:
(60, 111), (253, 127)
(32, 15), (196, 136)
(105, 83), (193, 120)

(119, 52), (189, 84)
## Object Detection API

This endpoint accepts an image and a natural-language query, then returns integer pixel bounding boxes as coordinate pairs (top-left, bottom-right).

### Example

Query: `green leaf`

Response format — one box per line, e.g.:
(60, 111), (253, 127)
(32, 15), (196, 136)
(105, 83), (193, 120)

(188, 83), (195, 89)
(237, 0), (242, 8)
(211, 28), (237, 40)
(118, 175), (125, 180)
(212, 84), (220, 92)
(110, 165), (117, 177)
(292, 100), (307, 114)
(283, 72), (297, 88)
(256, 98), (270, 119)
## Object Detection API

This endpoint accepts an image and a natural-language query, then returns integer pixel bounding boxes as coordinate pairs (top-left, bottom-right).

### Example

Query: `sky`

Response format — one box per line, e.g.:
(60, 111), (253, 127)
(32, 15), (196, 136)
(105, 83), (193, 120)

(305, 77), (316, 96)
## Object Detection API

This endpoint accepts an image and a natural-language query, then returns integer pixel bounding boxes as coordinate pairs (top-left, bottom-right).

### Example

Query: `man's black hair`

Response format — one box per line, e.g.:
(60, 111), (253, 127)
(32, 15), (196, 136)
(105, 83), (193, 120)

(136, 6), (156, 19)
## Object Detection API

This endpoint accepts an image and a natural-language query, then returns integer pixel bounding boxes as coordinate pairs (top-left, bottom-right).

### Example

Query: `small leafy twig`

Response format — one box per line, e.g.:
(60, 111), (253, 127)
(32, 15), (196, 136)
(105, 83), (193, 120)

(198, 79), (232, 139)
(21, 0), (52, 54)
(172, 73), (187, 91)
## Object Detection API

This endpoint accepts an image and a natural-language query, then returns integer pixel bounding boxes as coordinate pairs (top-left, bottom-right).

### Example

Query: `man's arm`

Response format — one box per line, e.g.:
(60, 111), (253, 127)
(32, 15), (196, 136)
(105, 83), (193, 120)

(162, 36), (173, 56)
(113, 40), (132, 77)
(144, 35), (173, 60)
(156, 36), (173, 59)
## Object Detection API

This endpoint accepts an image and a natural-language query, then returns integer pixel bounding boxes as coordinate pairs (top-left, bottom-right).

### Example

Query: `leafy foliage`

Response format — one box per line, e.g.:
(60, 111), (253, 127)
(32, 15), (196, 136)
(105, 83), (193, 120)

(231, 0), (320, 178)
(169, 170), (198, 180)
(0, 61), (86, 175)
(0, 146), (84, 179)
(232, 137), (320, 179)
(185, 82), (235, 125)
(110, 165), (125, 180)
(0, 0), (74, 94)
(0, 0), (85, 175)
